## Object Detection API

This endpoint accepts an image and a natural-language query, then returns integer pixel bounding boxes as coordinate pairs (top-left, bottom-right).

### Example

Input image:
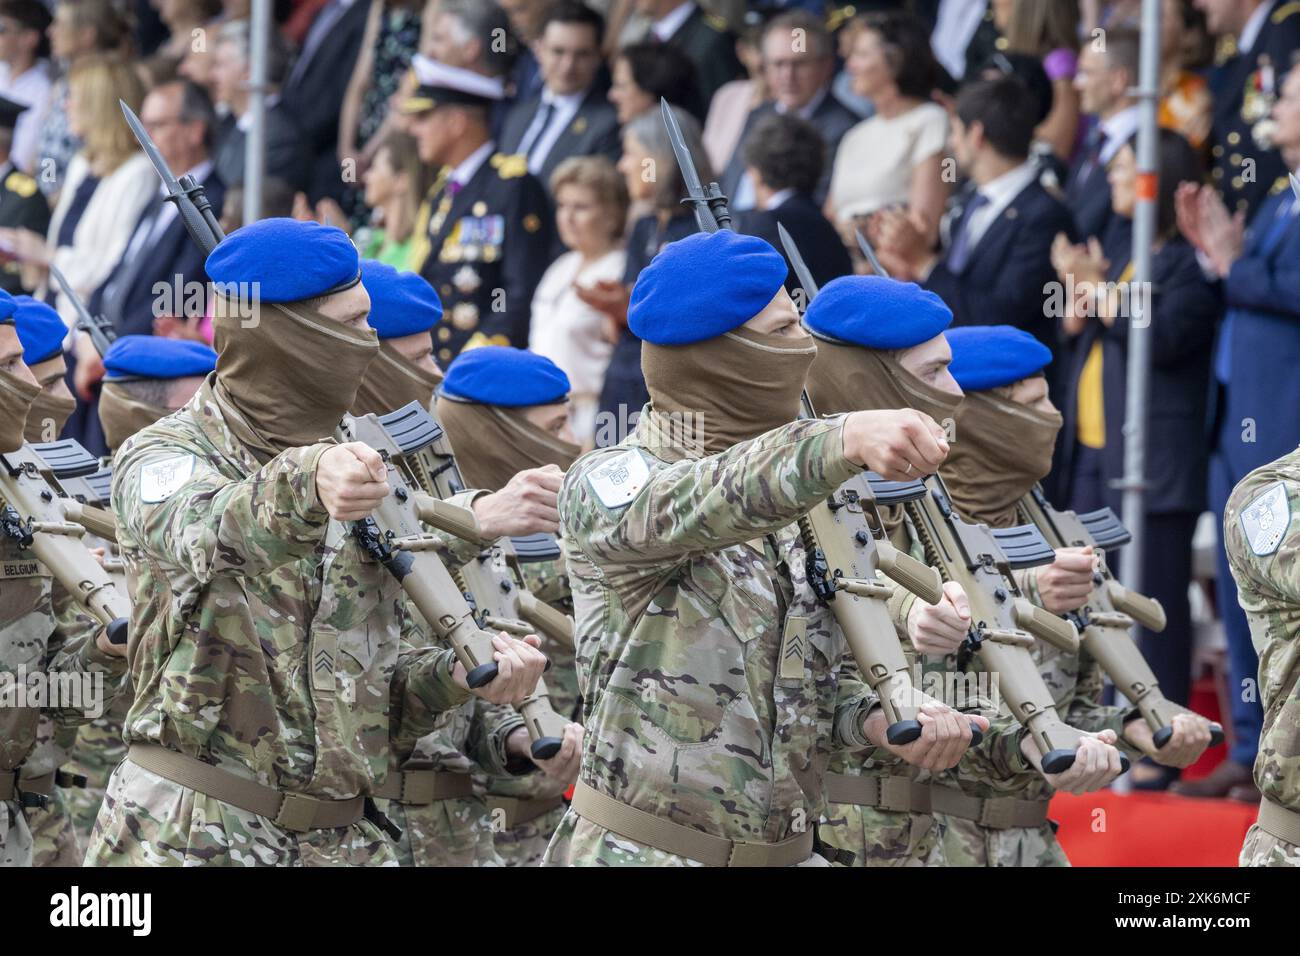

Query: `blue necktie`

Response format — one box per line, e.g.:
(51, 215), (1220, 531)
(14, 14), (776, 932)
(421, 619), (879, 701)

(1215, 195), (1296, 383)
(946, 192), (990, 274)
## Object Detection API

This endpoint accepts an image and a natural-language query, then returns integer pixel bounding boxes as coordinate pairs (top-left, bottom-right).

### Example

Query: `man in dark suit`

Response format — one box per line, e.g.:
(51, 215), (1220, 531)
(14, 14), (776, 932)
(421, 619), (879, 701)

(1202, 0), (1300, 222)
(875, 75), (1074, 356)
(1067, 27), (1140, 243)
(0, 95), (48, 295)
(500, 2), (620, 194)
(278, 0), (371, 202)
(405, 56), (554, 363)
(89, 80), (225, 339)
(721, 10), (859, 209)
(1174, 60), (1300, 800)
(735, 112), (852, 293)
(640, 0), (744, 106)
(918, 0), (1000, 87)
(209, 19), (309, 194)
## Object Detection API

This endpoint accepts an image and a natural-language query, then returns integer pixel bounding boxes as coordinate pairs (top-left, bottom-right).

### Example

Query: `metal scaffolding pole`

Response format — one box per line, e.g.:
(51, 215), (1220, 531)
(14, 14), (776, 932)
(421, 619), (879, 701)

(242, 0), (271, 225)
(1118, 0), (1162, 599)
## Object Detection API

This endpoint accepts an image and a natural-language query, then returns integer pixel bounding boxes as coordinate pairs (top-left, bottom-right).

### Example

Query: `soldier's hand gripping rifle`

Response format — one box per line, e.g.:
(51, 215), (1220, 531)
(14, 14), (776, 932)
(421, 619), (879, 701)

(1020, 489), (1224, 749)
(1, 439), (130, 646)
(901, 474), (1134, 774)
(662, 99), (978, 746)
(121, 100), (568, 756)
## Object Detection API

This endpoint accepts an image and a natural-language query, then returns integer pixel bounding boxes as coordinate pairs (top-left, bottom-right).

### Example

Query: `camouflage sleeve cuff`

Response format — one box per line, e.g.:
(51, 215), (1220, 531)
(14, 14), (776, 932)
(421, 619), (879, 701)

(1017, 567), (1042, 606)
(78, 634), (129, 677)
(886, 577), (919, 644)
(438, 489), (491, 567)
(834, 693), (881, 751)
(394, 645), (472, 742)
(472, 700), (530, 776)
(297, 443), (334, 522)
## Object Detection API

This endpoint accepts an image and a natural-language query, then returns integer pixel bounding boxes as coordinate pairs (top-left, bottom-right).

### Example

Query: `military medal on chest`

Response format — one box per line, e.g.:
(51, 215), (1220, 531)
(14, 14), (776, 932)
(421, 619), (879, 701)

(1245, 54), (1279, 148)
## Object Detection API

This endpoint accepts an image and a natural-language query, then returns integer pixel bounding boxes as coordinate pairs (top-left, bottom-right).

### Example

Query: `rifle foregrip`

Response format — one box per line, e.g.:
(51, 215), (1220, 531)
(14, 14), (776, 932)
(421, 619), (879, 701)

(517, 590), (575, 650)
(875, 540), (943, 604)
(1012, 598), (1080, 652)
(1106, 581), (1167, 632)
(518, 678), (567, 760)
(63, 502), (117, 543)
(412, 493), (484, 546)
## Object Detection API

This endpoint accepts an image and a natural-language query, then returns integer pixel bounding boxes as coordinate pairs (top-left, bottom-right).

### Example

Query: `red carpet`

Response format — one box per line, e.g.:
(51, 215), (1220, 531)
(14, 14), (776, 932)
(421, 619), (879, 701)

(1052, 790), (1259, 866)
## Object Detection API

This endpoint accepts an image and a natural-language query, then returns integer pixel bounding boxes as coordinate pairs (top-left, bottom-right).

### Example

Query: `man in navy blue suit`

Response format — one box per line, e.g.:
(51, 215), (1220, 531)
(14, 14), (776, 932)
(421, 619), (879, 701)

(873, 74), (1074, 357)
(1175, 61), (1300, 802)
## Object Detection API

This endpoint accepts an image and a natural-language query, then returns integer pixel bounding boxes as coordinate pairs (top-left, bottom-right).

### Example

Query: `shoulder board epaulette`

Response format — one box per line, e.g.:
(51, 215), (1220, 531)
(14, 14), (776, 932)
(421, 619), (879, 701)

(491, 153), (528, 180)
(825, 5), (856, 32)
(1215, 33), (1239, 65)
(4, 170), (36, 198)
(1273, 1), (1300, 23)
(704, 12), (728, 32)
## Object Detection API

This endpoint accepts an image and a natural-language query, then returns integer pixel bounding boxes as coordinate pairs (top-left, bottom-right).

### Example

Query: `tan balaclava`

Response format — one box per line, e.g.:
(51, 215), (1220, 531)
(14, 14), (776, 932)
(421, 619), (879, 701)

(211, 293), (379, 462)
(352, 339), (445, 418)
(22, 355), (76, 444)
(436, 396), (581, 493)
(942, 385), (1062, 529)
(0, 364), (40, 453)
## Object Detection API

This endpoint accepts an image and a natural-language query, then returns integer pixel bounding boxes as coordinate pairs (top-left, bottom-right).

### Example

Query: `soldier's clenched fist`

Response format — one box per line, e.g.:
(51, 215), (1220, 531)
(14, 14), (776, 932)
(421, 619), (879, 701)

(843, 408), (949, 480)
(866, 702), (990, 771)
(316, 442), (390, 520)
(473, 464), (565, 537)
(455, 633), (550, 706)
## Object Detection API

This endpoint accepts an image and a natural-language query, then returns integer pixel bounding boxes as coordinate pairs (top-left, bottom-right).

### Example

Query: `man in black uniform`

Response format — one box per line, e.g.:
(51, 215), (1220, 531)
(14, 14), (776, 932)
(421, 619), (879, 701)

(639, 0), (744, 106)
(0, 94), (48, 295)
(1203, 0), (1300, 221)
(404, 55), (554, 364)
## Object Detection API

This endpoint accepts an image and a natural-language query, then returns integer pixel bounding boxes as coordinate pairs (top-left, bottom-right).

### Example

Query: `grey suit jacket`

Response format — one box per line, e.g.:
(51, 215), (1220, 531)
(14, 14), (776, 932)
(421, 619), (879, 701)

(500, 86), (621, 191)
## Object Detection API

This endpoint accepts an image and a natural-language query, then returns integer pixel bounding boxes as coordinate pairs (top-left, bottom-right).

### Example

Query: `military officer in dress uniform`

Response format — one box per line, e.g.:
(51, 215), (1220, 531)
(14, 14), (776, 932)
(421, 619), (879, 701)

(1205, 0), (1300, 221)
(0, 96), (49, 296)
(403, 56), (554, 365)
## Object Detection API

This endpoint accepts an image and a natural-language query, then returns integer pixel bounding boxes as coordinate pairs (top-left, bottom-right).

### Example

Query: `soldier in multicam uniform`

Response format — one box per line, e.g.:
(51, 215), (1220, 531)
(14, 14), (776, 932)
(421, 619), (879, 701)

(85, 219), (547, 867)
(59, 334), (217, 848)
(0, 291), (129, 868)
(1225, 445), (1300, 866)
(435, 345), (585, 866)
(542, 231), (987, 867)
(348, 262), (573, 866)
(806, 293), (1210, 866)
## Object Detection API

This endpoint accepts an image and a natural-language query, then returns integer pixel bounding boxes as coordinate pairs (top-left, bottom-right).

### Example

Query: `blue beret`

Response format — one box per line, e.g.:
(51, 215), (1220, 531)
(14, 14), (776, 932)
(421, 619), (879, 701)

(440, 346), (569, 407)
(13, 296), (66, 364)
(0, 288), (16, 323)
(946, 325), (1052, 392)
(103, 335), (218, 381)
(804, 275), (952, 350)
(628, 231), (787, 345)
(360, 260), (443, 338)
(205, 218), (360, 303)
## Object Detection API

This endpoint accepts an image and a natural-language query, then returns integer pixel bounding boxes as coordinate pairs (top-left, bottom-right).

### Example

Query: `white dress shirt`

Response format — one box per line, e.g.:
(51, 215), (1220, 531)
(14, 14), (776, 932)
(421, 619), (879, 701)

(651, 2), (697, 42)
(449, 140), (496, 190)
(1240, 0), (1271, 55)
(517, 89), (586, 176)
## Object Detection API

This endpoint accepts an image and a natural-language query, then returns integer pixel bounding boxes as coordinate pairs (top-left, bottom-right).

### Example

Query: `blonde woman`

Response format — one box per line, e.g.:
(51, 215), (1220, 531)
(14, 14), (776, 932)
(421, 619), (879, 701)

(357, 130), (433, 270)
(529, 156), (629, 447)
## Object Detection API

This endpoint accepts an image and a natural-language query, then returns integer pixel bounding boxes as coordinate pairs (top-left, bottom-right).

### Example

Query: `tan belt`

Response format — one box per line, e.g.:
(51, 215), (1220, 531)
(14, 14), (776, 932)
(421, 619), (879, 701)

(824, 773), (1050, 830)
(1256, 796), (1300, 846)
(371, 769), (474, 804)
(488, 794), (565, 829)
(0, 770), (55, 802)
(128, 744), (364, 833)
(570, 781), (814, 867)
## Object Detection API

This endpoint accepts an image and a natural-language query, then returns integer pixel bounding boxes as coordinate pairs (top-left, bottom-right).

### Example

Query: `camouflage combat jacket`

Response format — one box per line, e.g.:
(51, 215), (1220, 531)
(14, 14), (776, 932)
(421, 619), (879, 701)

(549, 408), (878, 859)
(109, 380), (469, 800)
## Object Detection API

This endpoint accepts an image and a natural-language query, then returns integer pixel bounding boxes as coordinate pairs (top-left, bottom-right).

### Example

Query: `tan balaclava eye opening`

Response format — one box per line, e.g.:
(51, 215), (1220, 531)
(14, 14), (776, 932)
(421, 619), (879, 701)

(212, 292), (379, 462)
(641, 327), (818, 457)
(23, 355), (75, 444)
(352, 339), (445, 417)
(942, 386), (1063, 529)
(98, 380), (176, 454)
(0, 365), (41, 453)
(807, 338), (962, 430)
(435, 396), (581, 492)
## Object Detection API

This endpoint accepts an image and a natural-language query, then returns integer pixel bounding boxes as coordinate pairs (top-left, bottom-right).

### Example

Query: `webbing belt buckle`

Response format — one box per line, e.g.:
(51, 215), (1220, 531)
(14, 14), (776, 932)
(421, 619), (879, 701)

(977, 798), (1017, 830)
(273, 792), (320, 832)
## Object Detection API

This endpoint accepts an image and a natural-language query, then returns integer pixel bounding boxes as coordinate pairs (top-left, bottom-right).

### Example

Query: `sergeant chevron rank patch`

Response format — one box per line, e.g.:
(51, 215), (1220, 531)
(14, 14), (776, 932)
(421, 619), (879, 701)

(779, 617), (807, 681)
(587, 449), (649, 509)
(1240, 481), (1290, 556)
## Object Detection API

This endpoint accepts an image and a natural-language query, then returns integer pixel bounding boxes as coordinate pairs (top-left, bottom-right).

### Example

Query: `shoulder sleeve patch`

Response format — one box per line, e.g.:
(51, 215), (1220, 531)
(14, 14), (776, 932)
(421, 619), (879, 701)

(586, 449), (650, 509)
(139, 455), (196, 504)
(1239, 480), (1291, 556)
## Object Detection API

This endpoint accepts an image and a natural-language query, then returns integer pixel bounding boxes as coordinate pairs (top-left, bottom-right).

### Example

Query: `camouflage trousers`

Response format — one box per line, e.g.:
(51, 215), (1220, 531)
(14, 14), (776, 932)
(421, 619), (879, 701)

(64, 714), (127, 845)
(819, 803), (944, 866)
(541, 811), (826, 867)
(1240, 824), (1300, 866)
(0, 800), (34, 867)
(491, 802), (567, 867)
(376, 794), (503, 866)
(30, 787), (83, 866)
(85, 760), (397, 866)
(938, 817), (1069, 867)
